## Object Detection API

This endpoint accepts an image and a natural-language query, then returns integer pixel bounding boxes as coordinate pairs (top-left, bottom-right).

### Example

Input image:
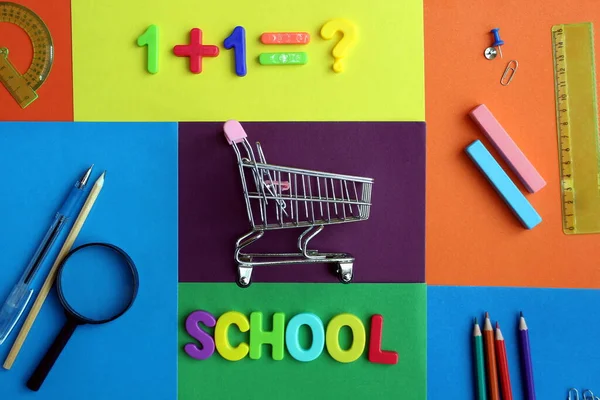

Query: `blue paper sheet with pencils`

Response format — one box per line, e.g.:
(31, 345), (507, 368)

(428, 286), (600, 399)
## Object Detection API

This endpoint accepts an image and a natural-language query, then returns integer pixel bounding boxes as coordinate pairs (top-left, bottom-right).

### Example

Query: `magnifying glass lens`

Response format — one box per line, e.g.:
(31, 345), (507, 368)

(59, 245), (136, 322)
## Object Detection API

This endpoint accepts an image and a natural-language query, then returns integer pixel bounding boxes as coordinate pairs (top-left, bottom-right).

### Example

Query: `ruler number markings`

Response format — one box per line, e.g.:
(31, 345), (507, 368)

(553, 26), (576, 230)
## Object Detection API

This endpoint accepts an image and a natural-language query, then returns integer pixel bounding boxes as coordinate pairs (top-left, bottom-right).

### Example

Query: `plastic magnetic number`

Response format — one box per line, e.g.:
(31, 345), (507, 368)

(137, 25), (159, 74)
(223, 26), (247, 77)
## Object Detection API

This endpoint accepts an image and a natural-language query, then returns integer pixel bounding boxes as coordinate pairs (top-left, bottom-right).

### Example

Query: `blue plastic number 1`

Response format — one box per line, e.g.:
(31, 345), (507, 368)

(224, 26), (247, 77)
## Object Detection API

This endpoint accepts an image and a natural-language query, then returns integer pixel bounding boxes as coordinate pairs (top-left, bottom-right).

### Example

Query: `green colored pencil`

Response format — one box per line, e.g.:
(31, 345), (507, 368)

(473, 318), (488, 400)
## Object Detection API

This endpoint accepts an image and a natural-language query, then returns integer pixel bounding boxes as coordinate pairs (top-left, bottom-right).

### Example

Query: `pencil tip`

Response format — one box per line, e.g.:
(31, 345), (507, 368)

(485, 312), (489, 318)
(474, 317), (477, 324)
(496, 321), (499, 329)
(520, 311), (524, 317)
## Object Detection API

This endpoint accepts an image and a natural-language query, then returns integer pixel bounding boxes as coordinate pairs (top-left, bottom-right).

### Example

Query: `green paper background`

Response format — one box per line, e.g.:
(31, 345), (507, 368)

(178, 283), (427, 399)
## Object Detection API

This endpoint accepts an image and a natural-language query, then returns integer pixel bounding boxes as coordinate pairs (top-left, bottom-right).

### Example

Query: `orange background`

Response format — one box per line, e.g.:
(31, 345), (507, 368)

(0, 0), (72, 121)
(425, 0), (600, 288)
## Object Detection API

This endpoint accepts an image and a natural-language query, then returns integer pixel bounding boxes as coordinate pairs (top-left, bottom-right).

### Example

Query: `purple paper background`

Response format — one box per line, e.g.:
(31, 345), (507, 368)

(179, 122), (426, 283)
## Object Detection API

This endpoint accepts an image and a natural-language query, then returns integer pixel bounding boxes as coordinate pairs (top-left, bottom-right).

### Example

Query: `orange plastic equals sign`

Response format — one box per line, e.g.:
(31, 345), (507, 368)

(260, 32), (310, 45)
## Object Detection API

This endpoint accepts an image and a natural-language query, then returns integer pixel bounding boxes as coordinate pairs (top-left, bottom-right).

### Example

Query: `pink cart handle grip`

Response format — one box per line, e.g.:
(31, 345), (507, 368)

(265, 180), (290, 191)
(224, 120), (248, 144)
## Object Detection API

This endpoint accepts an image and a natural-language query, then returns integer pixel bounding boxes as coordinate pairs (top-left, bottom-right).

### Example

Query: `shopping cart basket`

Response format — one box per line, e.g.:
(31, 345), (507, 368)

(224, 120), (374, 287)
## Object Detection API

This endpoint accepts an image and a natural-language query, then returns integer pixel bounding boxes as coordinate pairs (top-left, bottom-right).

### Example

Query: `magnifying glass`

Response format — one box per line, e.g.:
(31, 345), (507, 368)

(26, 242), (139, 391)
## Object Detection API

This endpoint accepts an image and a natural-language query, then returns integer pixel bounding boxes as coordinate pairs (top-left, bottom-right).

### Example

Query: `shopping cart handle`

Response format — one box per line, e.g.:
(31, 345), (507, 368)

(224, 120), (248, 144)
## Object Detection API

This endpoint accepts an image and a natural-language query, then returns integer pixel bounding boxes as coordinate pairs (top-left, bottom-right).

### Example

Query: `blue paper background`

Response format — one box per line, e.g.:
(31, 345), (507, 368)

(0, 122), (178, 399)
(428, 286), (600, 399)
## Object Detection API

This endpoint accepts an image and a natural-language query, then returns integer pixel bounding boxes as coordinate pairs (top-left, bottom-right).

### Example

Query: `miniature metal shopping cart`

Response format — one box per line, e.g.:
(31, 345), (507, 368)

(223, 120), (374, 287)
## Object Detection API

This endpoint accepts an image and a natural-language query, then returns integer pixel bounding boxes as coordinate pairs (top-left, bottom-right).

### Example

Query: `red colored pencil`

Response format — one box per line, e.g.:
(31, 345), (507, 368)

(483, 313), (501, 400)
(495, 322), (513, 400)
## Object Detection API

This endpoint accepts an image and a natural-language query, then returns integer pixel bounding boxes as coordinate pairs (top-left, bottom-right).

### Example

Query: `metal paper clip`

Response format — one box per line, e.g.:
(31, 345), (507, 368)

(500, 60), (518, 86)
(568, 388), (600, 400)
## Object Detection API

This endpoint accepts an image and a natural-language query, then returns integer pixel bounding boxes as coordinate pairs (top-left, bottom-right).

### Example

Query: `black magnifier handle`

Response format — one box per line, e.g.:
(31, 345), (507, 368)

(27, 318), (79, 391)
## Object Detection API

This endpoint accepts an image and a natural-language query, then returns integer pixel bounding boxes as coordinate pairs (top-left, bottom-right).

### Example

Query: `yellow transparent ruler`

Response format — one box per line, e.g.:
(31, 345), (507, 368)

(552, 22), (600, 234)
(0, 2), (53, 108)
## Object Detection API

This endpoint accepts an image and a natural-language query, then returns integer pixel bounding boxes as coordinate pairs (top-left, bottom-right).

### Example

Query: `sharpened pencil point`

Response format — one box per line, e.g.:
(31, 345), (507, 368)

(496, 321), (499, 329)
(520, 311), (523, 317)
(485, 312), (489, 319)
(474, 317), (477, 324)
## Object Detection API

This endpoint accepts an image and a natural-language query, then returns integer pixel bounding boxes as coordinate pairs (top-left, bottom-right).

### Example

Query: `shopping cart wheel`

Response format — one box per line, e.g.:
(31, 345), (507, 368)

(336, 262), (353, 284)
(237, 265), (253, 288)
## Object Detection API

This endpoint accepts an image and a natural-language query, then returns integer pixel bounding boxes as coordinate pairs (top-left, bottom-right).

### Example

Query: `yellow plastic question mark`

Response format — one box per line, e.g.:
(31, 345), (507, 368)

(320, 19), (357, 73)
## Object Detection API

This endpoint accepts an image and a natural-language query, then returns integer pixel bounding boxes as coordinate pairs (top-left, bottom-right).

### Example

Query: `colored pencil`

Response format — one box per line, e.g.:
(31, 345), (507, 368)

(473, 318), (488, 400)
(519, 312), (536, 400)
(483, 312), (501, 400)
(495, 322), (513, 400)
(3, 172), (105, 370)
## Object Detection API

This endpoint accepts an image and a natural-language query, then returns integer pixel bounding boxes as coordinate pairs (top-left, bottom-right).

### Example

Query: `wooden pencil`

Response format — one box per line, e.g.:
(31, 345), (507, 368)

(3, 172), (105, 370)
(483, 312), (501, 400)
(473, 318), (488, 400)
(495, 322), (513, 400)
(519, 312), (536, 400)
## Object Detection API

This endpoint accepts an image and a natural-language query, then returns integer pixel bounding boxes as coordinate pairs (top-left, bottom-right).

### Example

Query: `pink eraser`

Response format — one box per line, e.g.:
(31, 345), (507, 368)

(469, 104), (546, 193)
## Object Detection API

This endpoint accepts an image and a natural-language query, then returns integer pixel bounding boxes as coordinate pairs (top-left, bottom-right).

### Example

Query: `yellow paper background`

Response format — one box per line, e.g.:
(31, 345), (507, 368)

(72, 0), (424, 122)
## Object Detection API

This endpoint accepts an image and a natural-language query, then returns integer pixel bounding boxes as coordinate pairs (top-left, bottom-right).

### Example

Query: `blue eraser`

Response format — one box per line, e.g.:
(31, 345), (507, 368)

(465, 140), (542, 229)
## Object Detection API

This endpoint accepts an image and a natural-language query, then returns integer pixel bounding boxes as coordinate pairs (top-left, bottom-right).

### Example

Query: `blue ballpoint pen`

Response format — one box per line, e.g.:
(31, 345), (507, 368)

(0, 165), (93, 345)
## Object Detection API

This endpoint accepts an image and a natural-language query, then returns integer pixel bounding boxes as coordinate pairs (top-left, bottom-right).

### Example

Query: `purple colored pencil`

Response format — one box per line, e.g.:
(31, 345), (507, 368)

(519, 312), (536, 400)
